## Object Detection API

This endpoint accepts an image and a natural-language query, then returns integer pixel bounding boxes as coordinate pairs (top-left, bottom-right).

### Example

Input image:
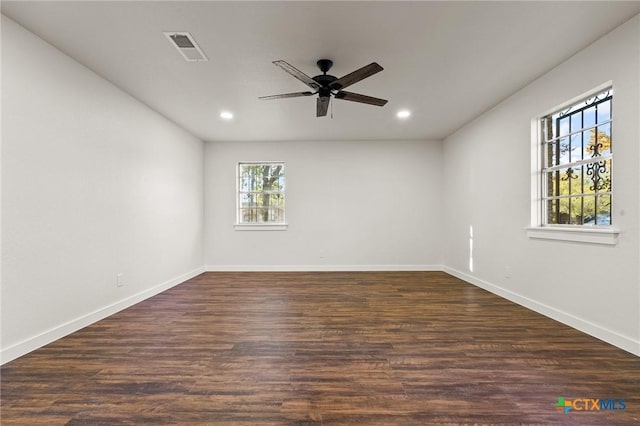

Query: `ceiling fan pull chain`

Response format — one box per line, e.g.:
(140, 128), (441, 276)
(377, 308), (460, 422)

(331, 98), (333, 119)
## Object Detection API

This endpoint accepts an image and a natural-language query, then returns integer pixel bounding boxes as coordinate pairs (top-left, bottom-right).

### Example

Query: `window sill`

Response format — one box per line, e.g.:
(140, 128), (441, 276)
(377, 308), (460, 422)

(526, 226), (619, 245)
(234, 224), (288, 231)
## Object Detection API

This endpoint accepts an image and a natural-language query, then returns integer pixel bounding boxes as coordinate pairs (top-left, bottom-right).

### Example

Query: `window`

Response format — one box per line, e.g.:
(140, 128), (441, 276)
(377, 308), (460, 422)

(528, 86), (618, 245)
(236, 162), (286, 229)
(541, 88), (612, 225)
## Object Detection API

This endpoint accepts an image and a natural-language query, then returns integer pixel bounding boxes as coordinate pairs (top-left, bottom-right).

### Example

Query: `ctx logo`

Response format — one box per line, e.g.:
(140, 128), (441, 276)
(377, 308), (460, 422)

(555, 397), (626, 414)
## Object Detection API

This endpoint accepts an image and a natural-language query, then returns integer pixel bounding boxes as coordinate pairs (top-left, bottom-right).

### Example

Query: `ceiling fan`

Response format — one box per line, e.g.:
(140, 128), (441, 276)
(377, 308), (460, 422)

(259, 59), (388, 117)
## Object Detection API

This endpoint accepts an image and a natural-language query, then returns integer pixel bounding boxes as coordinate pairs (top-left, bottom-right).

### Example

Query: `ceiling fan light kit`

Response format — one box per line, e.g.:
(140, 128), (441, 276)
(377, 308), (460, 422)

(260, 59), (388, 117)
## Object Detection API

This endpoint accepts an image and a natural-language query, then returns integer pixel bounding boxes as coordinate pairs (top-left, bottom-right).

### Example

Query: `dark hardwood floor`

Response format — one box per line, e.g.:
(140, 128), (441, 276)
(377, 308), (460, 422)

(1, 271), (639, 425)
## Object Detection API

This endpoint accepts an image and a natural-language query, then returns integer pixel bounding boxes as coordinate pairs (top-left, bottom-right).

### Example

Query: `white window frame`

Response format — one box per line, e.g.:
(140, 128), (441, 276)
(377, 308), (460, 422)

(526, 82), (619, 245)
(234, 161), (287, 231)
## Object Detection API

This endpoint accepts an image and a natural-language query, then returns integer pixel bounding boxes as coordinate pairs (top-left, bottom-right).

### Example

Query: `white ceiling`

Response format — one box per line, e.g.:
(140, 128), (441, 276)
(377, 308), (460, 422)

(3, 1), (640, 142)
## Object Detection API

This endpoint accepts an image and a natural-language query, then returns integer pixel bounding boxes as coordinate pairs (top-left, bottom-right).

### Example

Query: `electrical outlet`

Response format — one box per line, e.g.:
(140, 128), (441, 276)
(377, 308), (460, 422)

(116, 273), (124, 287)
(319, 249), (326, 259)
(505, 266), (511, 279)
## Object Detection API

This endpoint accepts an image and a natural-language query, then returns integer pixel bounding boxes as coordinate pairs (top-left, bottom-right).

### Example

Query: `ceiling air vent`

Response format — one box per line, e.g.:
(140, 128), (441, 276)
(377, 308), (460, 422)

(164, 32), (208, 62)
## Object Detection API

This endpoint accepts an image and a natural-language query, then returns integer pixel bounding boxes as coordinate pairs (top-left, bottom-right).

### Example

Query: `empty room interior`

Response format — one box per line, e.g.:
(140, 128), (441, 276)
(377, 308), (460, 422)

(2, 1), (640, 424)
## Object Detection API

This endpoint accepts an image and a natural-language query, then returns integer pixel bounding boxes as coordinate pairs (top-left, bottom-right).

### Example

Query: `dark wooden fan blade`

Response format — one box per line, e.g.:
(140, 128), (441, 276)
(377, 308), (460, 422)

(259, 91), (315, 100)
(273, 60), (321, 90)
(334, 91), (388, 106)
(317, 97), (330, 117)
(329, 62), (383, 91)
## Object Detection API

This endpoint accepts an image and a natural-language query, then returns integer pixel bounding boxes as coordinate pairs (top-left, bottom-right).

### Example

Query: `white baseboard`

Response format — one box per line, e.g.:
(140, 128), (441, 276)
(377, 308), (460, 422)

(205, 264), (444, 272)
(444, 266), (640, 357)
(1, 266), (206, 365)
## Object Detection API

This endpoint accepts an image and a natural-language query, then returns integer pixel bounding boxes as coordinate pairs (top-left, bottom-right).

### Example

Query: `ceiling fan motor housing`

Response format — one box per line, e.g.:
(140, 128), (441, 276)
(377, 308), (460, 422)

(318, 87), (332, 98)
(314, 59), (337, 94)
(314, 74), (337, 91)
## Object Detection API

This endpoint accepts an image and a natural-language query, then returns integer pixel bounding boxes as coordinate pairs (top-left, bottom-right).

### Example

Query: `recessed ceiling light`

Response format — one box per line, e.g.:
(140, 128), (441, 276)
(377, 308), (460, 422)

(220, 111), (234, 120)
(397, 110), (411, 119)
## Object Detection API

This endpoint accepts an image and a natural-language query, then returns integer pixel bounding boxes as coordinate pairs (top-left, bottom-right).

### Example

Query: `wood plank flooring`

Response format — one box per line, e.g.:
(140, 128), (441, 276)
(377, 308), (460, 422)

(2, 271), (639, 425)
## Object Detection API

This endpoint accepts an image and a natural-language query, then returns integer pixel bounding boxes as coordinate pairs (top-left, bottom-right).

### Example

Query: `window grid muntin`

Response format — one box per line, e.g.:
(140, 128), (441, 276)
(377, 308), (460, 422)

(237, 162), (285, 225)
(541, 90), (612, 226)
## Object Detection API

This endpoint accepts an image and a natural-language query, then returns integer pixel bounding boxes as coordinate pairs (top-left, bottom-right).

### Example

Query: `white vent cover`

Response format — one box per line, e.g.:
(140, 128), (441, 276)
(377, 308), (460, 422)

(164, 32), (208, 62)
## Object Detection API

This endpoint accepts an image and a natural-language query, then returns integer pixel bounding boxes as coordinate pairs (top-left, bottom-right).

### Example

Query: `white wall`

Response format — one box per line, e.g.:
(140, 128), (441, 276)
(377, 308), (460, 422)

(204, 140), (443, 270)
(442, 15), (640, 355)
(1, 16), (205, 363)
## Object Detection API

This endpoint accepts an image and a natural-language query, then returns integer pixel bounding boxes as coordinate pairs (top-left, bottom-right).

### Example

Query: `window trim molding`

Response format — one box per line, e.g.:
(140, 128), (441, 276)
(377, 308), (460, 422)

(528, 82), (617, 244)
(234, 224), (288, 231)
(525, 225), (619, 245)
(235, 161), (287, 229)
